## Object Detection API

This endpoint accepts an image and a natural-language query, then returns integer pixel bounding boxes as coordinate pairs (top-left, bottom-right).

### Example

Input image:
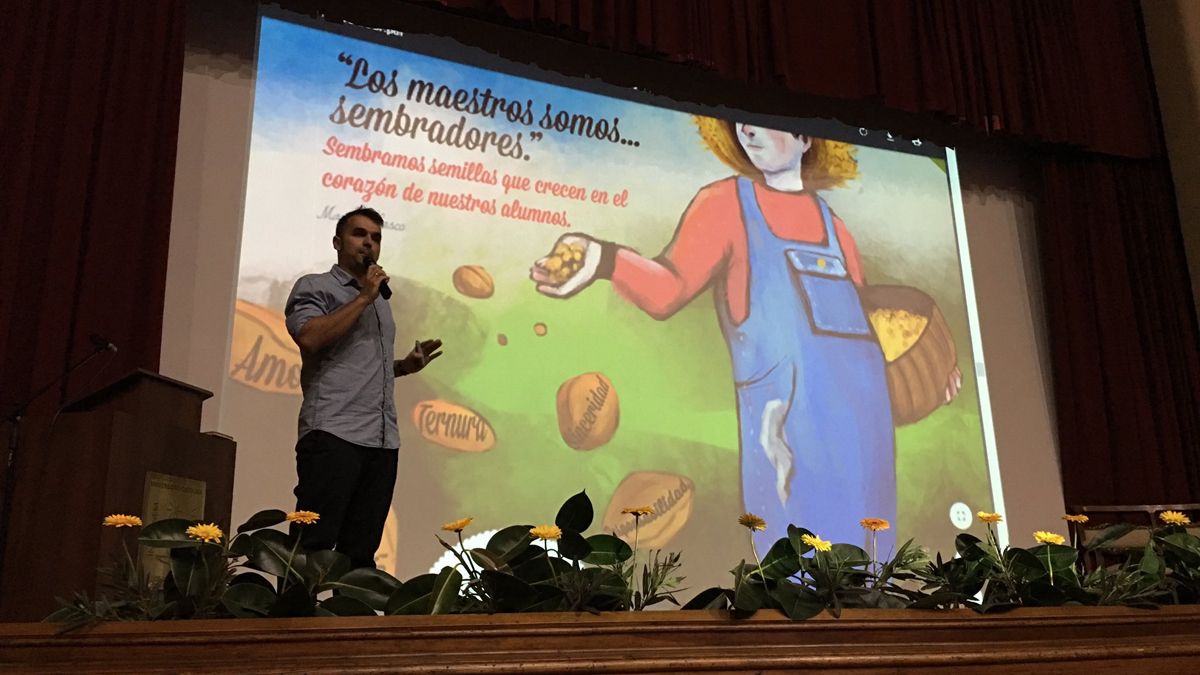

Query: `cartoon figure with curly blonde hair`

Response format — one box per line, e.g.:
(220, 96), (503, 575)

(530, 119), (960, 554)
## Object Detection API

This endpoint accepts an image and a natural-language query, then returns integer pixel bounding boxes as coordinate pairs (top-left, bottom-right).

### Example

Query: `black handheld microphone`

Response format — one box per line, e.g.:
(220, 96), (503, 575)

(362, 257), (392, 300)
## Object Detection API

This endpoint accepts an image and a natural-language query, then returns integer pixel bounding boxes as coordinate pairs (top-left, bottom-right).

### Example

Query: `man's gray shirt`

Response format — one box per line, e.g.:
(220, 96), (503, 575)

(285, 264), (399, 449)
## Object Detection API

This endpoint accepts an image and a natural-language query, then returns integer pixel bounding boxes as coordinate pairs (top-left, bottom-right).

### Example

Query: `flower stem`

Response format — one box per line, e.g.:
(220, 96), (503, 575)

(458, 531), (479, 579)
(1046, 547), (1054, 586)
(281, 531), (303, 592)
(870, 531), (878, 578)
(632, 516), (641, 609)
(751, 543), (768, 586)
(545, 541), (561, 589)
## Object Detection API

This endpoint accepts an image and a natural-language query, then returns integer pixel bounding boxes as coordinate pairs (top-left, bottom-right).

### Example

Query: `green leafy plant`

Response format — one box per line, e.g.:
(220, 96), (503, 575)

(432, 490), (636, 613)
(600, 505), (686, 610)
(46, 503), (1200, 627)
(48, 510), (409, 626)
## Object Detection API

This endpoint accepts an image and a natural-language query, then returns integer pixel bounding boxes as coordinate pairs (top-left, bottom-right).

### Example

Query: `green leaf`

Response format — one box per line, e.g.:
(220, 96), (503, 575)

(583, 566), (627, 600)
(522, 586), (567, 612)
(760, 537), (801, 580)
(268, 582), (315, 617)
(511, 551), (571, 585)
(1034, 544), (1078, 571)
(236, 509), (288, 534)
(386, 574), (436, 615)
(977, 598), (1020, 614)
(138, 519), (202, 549)
(582, 534), (632, 565)
(469, 548), (502, 571)
(168, 548), (210, 597)
(1006, 547), (1047, 581)
(829, 544), (870, 567)
(556, 531), (592, 560)
(771, 582), (824, 620)
(486, 525), (534, 563)
(733, 579), (766, 612)
(1025, 581), (1070, 606)
(788, 525), (815, 555)
(908, 589), (974, 610)
(319, 594), (377, 616)
(242, 529), (304, 580)
(858, 588), (908, 609)
(681, 587), (731, 610)
(955, 533), (990, 562)
(555, 490), (594, 533)
(507, 545), (548, 580)
(229, 533), (254, 558)
(1139, 544), (1163, 578)
(305, 549), (352, 586)
(229, 572), (275, 590)
(430, 566), (463, 615)
(481, 570), (539, 612)
(1084, 523), (1137, 550)
(222, 582), (276, 617)
(324, 568), (401, 611)
(1158, 533), (1200, 567)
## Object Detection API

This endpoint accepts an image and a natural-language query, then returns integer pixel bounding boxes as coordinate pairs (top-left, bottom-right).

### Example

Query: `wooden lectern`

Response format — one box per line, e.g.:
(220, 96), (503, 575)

(0, 370), (235, 621)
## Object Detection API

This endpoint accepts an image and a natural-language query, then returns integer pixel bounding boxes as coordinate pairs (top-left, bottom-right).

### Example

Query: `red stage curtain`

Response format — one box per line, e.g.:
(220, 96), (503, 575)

(438, 0), (1160, 159)
(0, 1), (185, 417)
(1038, 156), (1200, 504)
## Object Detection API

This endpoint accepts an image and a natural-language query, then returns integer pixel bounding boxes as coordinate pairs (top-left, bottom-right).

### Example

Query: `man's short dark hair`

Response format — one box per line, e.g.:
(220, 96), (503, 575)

(335, 207), (384, 238)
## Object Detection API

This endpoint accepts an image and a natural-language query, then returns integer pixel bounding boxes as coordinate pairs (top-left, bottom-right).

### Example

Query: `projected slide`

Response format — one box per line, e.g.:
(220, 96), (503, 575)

(225, 11), (1002, 584)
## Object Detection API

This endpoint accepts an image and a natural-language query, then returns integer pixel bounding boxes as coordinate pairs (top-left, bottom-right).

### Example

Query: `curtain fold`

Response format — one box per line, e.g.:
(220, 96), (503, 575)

(439, 0), (1160, 158)
(0, 1), (185, 415)
(1038, 156), (1200, 504)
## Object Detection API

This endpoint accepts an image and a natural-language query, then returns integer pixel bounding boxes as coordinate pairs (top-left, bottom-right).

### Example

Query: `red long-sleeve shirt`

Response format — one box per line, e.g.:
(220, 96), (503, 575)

(611, 177), (865, 323)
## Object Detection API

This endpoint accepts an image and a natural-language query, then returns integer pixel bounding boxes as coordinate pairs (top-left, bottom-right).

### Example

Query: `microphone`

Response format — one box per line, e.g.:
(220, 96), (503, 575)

(88, 333), (118, 353)
(362, 257), (392, 300)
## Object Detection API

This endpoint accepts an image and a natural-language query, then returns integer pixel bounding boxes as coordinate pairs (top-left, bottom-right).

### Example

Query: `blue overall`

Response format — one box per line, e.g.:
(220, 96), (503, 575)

(718, 177), (897, 556)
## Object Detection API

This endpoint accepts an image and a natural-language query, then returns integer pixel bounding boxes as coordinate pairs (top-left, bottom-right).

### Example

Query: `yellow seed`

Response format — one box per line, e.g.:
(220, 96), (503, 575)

(869, 309), (929, 361)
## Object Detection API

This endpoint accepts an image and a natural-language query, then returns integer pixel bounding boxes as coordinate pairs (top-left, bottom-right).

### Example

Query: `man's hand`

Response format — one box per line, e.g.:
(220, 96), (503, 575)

(397, 338), (443, 376)
(530, 234), (603, 298)
(360, 262), (391, 302)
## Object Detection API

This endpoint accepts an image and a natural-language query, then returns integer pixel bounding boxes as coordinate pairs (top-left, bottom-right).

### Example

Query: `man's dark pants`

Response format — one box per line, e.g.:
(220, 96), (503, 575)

(292, 429), (398, 569)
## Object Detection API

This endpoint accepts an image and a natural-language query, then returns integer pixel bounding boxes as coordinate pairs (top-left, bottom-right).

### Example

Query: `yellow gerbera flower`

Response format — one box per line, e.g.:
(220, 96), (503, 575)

(621, 506), (655, 517)
(286, 510), (320, 525)
(977, 511), (1004, 524)
(1034, 531), (1066, 546)
(186, 522), (223, 544)
(529, 524), (562, 541)
(102, 514), (143, 528)
(800, 533), (832, 552)
(441, 517), (473, 533)
(737, 512), (767, 531)
(1159, 511), (1192, 526)
(859, 518), (891, 532)
(1061, 514), (1089, 524)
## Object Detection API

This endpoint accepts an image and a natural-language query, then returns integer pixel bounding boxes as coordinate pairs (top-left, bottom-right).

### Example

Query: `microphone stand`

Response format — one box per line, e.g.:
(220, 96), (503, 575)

(0, 342), (113, 587)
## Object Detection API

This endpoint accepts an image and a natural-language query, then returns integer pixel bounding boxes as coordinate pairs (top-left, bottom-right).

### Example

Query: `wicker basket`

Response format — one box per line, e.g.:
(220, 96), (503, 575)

(858, 285), (957, 426)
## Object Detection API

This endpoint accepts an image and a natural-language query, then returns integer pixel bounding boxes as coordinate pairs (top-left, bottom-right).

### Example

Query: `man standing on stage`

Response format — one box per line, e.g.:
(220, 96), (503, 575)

(285, 206), (442, 569)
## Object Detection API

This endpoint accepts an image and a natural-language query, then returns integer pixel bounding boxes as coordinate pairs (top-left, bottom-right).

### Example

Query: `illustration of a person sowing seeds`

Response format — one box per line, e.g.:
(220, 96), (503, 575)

(529, 118), (962, 555)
